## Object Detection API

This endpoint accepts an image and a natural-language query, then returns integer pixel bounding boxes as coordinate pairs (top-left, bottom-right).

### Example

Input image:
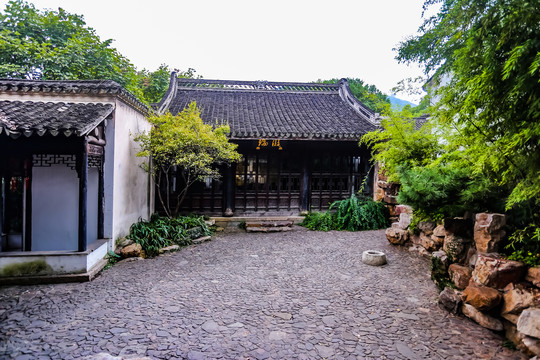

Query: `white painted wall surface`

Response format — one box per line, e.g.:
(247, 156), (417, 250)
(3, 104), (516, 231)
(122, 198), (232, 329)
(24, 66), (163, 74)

(32, 165), (78, 251)
(111, 100), (152, 241)
(103, 116), (115, 240)
(87, 167), (98, 245)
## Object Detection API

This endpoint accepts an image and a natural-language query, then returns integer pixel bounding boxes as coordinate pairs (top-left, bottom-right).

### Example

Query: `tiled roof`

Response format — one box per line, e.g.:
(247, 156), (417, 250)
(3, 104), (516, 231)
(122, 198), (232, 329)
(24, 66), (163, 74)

(414, 114), (430, 130)
(159, 77), (380, 140)
(0, 79), (148, 114)
(0, 100), (114, 138)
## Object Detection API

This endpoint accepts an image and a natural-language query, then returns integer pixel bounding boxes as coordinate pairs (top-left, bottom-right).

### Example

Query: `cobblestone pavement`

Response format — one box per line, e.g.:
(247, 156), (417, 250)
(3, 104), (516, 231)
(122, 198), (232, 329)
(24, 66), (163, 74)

(0, 228), (526, 360)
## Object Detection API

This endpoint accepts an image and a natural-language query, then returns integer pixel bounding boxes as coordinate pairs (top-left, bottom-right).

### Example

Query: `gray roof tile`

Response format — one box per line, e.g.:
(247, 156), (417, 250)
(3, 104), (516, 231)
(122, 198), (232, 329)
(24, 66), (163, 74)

(161, 78), (379, 140)
(0, 100), (114, 138)
(0, 78), (148, 114)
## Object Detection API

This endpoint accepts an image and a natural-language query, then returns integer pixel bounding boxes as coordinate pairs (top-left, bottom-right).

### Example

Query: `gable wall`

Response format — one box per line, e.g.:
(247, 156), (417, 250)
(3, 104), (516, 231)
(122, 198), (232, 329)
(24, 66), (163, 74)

(110, 99), (153, 241)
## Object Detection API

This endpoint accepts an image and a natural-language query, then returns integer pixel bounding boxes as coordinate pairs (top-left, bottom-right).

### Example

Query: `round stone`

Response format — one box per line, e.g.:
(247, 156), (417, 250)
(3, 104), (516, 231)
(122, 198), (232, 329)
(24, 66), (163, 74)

(362, 250), (387, 266)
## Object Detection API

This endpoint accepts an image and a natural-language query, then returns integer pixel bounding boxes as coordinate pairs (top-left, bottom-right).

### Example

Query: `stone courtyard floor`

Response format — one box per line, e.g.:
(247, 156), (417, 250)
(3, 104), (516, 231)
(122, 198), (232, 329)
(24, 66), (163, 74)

(0, 227), (526, 359)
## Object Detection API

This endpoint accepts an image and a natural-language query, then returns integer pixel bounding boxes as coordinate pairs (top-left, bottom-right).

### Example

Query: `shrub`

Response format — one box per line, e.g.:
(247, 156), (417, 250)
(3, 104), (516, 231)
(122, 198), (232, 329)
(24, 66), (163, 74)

(128, 214), (212, 257)
(301, 194), (389, 232)
(301, 211), (335, 232)
(504, 223), (540, 267)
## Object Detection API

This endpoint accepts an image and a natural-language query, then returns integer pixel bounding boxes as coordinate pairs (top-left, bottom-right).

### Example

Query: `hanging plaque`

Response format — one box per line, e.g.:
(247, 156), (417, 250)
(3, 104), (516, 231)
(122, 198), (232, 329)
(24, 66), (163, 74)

(256, 139), (283, 150)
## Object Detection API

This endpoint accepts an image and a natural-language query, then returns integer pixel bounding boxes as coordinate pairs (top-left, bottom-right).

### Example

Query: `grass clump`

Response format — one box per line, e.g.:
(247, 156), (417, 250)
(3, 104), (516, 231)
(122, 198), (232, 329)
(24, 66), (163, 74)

(128, 213), (212, 257)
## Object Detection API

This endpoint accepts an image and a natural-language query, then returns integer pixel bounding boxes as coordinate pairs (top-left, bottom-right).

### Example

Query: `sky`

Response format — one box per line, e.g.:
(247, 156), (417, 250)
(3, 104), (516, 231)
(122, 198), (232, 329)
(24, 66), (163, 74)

(1, 0), (431, 103)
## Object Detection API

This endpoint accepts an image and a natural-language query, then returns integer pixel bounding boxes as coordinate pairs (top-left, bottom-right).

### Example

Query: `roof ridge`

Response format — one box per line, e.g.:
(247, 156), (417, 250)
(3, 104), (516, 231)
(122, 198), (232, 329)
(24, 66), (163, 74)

(0, 78), (148, 115)
(176, 78), (339, 93)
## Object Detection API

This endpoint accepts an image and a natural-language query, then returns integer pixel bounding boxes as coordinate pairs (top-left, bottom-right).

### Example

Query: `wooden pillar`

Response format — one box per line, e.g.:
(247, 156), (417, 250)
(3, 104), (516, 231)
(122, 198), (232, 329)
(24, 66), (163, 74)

(223, 163), (235, 216)
(78, 139), (88, 252)
(97, 157), (104, 239)
(24, 157), (32, 251)
(299, 154), (311, 213)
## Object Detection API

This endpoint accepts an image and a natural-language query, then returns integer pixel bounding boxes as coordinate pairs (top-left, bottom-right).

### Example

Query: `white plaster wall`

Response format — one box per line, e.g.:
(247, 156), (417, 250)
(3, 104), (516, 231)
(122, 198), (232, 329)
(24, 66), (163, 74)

(111, 100), (152, 241)
(32, 165), (78, 251)
(103, 116), (116, 240)
(87, 167), (98, 245)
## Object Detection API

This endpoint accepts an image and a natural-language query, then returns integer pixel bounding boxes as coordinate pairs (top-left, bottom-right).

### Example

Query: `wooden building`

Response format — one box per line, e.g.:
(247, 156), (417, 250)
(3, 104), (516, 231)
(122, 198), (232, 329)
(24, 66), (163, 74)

(0, 79), (153, 280)
(157, 76), (380, 216)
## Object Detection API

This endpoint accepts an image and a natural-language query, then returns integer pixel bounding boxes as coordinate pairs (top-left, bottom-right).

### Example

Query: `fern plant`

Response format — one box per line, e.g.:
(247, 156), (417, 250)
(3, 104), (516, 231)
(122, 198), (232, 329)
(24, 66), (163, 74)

(301, 194), (389, 232)
(128, 214), (212, 257)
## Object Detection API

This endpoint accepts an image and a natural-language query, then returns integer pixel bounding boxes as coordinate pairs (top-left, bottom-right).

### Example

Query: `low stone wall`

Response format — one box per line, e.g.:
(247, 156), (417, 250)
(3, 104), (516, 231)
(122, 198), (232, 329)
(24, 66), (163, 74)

(386, 209), (540, 357)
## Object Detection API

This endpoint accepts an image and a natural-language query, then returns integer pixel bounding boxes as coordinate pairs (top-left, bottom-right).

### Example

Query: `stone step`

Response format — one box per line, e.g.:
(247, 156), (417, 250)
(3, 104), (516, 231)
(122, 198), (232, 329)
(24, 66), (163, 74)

(246, 226), (293, 233)
(245, 220), (294, 228)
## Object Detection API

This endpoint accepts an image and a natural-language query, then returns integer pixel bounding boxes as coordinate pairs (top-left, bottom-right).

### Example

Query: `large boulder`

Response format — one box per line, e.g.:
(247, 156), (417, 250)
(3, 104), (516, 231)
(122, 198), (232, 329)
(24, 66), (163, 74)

(385, 227), (409, 245)
(462, 281), (502, 311)
(417, 221), (437, 236)
(522, 336), (540, 357)
(432, 224), (446, 237)
(517, 308), (540, 339)
(474, 213), (506, 253)
(374, 187), (385, 202)
(526, 266), (540, 288)
(398, 212), (412, 230)
(438, 287), (462, 314)
(448, 264), (473, 290)
(472, 253), (527, 289)
(501, 283), (536, 315)
(420, 233), (441, 252)
(461, 303), (503, 331)
(394, 204), (412, 215)
(120, 243), (143, 258)
(443, 234), (471, 263)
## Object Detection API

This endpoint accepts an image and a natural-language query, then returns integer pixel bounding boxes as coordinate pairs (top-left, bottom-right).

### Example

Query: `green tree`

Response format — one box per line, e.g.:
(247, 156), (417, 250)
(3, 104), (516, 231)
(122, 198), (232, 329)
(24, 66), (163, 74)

(135, 102), (241, 217)
(360, 113), (441, 183)
(137, 65), (200, 105)
(318, 78), (391, 114)
(0, 0), (143, 99)
(396, 0), (540, 210)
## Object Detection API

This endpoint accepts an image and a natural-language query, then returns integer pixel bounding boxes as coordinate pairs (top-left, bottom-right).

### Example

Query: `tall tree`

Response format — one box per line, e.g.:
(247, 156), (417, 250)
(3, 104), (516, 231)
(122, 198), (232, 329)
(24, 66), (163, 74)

(0, 0), (144, 99)
(318, 78), (391, 114)
(396, 0), (540, 210)
(137, 66), (199, 105)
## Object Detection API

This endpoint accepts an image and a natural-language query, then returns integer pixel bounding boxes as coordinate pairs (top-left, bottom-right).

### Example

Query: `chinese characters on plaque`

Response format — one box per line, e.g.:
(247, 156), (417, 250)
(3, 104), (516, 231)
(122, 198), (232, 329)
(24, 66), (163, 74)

(256, 139), (283, 150)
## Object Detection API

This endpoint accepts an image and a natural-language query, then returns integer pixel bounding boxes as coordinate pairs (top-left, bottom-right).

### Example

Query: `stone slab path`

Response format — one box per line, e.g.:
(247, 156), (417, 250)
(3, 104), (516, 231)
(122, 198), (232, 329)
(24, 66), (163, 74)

(0, 228), (525, 359)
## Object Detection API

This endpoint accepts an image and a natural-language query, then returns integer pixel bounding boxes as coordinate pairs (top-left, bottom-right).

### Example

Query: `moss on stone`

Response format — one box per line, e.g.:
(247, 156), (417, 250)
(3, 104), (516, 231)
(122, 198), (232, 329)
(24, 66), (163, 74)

(1, 260), (53, 277)
(430, 256), (455, 291)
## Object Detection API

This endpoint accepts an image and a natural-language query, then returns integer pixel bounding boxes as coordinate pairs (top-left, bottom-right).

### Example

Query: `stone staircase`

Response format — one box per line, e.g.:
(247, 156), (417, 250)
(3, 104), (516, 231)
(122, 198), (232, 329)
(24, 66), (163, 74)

(245, 220), (294, 232)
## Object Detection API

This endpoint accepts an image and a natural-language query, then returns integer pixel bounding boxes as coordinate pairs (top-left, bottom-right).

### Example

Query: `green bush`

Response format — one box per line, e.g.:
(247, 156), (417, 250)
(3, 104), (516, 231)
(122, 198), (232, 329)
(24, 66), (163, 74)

(397, 164), (506, 219)
(301, 194), (389, 232)
(504, 223), (540, 267)
(128, 214), (212, 257)
(301, 211), (335, 232)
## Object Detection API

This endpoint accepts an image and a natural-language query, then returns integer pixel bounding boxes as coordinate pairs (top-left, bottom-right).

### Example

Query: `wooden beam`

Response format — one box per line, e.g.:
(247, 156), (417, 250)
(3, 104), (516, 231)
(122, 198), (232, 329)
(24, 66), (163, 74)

(78, 138), (88, 252)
